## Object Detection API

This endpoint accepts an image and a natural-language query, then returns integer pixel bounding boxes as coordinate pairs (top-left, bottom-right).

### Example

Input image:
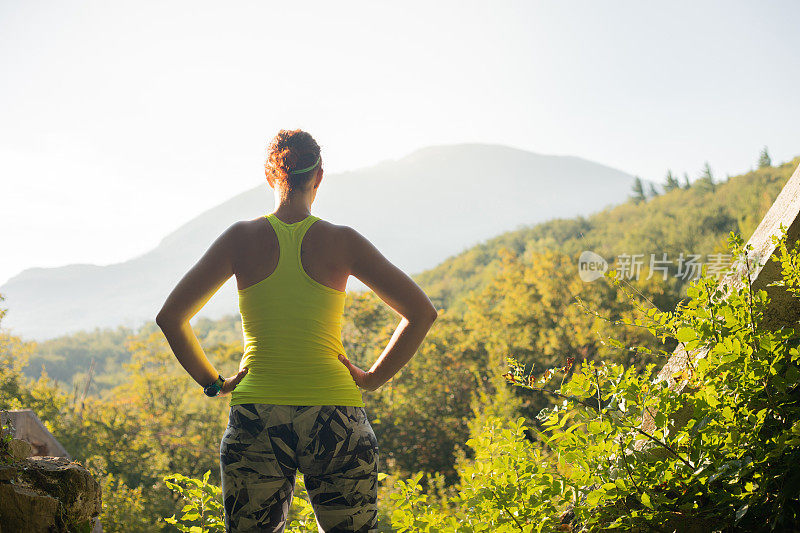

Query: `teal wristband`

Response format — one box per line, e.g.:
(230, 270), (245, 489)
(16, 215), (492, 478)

(203, 374), (225, 397)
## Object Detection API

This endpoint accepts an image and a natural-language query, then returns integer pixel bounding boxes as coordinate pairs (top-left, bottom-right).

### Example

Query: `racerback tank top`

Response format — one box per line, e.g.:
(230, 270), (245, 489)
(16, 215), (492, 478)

(229, 213), (365, 407)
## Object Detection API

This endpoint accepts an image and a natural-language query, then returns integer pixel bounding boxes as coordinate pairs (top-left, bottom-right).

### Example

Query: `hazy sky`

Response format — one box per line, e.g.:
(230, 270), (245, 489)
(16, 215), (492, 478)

(1, 1), (798, 287)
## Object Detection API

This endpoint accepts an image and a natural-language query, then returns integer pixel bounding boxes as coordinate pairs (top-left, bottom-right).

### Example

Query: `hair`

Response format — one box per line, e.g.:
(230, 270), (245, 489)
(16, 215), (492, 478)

(265, 129), (322, 198)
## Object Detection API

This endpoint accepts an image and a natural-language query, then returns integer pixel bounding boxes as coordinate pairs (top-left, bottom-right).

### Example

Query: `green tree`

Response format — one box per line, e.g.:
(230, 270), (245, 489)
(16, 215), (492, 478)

(648, 182), (660, 198)
(630, 177), (646, 203)
(459, 248), (666, 423)
(758, 146), (772, 168)
(366, 309), (480, 481)
(662, 170), (680, 192)
(682, 172), (691, 190)
(696, 161), (716, 193)
(0, 294), (65, 425)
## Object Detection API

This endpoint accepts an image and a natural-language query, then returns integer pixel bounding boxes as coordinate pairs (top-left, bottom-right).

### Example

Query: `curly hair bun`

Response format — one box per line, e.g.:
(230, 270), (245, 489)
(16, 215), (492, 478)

(265, 129), (322, 195)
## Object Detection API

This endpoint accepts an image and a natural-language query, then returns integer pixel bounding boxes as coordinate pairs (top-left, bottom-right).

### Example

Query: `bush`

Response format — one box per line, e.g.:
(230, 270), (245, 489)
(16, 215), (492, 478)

(391, 229), (800, 532)
(161, 470), (333, 532)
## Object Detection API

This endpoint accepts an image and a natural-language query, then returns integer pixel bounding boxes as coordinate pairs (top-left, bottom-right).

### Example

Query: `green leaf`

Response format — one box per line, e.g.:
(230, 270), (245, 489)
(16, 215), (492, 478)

(585, 489), (605, 507)
(676, 327), (695, 342)
(641, 492), (653, 509)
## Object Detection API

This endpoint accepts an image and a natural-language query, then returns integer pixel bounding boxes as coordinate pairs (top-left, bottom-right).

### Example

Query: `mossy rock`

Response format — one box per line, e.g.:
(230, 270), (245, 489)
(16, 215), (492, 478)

(0, 456), (101, 532)
(9, 439), (32, 461)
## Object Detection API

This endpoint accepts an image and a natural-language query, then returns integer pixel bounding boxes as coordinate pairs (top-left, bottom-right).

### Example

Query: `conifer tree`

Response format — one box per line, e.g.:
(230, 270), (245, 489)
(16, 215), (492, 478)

(630, 177), (646, 203)
(758, 146), (772, 169)
(682, 172), (691, 190)
(648, 183), (659, 197)
(701, 161), (714, 181)
(696, 161), (716, 193)
(663, 169), (680, 192)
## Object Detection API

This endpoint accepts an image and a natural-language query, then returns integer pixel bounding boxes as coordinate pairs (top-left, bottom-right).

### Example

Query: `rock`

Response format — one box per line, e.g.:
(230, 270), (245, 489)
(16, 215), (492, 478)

(9, 438), (32, 461)
(0, 482), (61, 530)
(0, 456), (101, 532)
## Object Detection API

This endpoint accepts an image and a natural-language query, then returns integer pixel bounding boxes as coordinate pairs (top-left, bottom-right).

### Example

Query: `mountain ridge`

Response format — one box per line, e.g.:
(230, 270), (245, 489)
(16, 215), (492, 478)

(2, 143), (640, 340)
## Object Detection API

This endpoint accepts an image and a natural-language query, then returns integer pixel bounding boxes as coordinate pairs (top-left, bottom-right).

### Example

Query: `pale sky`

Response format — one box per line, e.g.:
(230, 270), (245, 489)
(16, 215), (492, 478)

(1, 0), (798, 287)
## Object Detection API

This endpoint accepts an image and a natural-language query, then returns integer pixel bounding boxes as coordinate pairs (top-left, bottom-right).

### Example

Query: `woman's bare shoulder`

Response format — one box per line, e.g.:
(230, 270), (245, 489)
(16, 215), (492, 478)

(308, 218), (347, 248)
(314, 219), (370, 249)
(237, 217), (269, 237)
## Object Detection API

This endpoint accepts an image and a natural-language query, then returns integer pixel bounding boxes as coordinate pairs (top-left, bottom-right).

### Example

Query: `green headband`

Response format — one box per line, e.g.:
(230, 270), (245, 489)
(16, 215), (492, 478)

(290, 155), (321, 174)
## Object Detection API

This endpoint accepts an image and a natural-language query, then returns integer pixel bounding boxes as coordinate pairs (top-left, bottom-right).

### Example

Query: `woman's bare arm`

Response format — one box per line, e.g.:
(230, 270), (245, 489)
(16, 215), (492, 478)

(155, 223), (249, 395)
(337, 226), (438, 391)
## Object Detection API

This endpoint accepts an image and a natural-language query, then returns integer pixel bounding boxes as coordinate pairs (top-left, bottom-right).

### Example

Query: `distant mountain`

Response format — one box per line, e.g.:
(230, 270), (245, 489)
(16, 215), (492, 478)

(1, 143), (639, 340)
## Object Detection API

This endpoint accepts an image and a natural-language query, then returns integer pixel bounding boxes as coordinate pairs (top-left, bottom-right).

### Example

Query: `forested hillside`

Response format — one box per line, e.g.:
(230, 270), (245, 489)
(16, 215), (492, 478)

(24, 157), (797, 394)
(417, 157), (797, 313)
(2, 155), (798, 531)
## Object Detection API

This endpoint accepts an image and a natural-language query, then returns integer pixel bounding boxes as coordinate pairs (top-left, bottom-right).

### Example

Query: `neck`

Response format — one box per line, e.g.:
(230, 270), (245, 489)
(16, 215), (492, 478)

(272, 189), (312, 222)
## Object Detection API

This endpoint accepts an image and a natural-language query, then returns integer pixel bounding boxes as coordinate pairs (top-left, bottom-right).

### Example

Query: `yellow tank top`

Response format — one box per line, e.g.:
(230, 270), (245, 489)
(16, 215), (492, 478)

(230, 213), (364, 407)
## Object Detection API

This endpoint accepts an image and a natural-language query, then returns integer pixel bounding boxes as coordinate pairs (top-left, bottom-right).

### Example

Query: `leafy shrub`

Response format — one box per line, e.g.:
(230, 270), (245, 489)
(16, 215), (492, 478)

(392, 229), (800, 532)
(91, 466), (152, 532)
(0, 411), (13, 465)
(161, 470), (325, 532)
(163, 470), (224, 532)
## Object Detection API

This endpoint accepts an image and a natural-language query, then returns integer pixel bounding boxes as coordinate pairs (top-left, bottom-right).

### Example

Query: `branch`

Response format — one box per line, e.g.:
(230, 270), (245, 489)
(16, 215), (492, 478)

(619, 442), (642, 495)
(513, 383), (694, 470)
(488, 485), (525, 532)
(594, 368), (603, 422)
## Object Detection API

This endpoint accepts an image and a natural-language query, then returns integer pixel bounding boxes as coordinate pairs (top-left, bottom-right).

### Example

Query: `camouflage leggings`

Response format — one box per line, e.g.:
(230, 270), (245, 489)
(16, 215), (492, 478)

(219, 403), (379, 532)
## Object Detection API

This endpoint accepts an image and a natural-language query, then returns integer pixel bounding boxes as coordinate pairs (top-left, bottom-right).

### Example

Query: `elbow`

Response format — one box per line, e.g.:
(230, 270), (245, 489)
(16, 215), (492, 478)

(413, 304), (438, 325)
(155, 310), (178, 329)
